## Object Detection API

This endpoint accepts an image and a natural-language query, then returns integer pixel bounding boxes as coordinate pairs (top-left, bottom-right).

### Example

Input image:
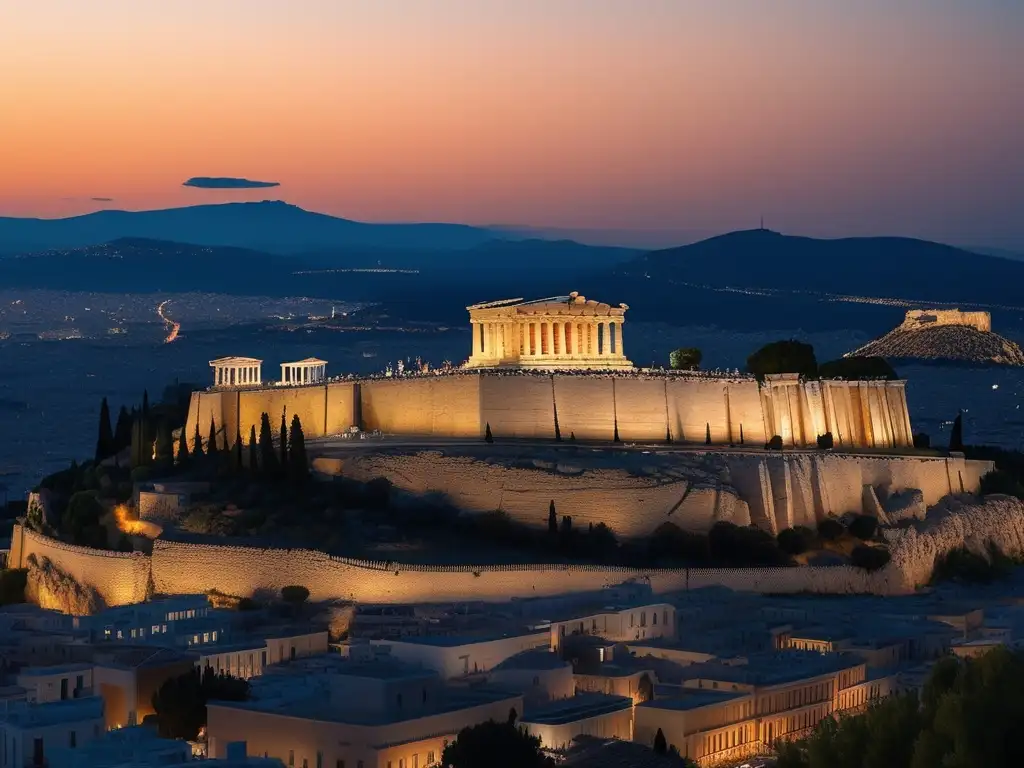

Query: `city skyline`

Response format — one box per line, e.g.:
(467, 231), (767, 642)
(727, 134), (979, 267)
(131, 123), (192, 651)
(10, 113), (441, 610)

(2, 1), (1023, 247)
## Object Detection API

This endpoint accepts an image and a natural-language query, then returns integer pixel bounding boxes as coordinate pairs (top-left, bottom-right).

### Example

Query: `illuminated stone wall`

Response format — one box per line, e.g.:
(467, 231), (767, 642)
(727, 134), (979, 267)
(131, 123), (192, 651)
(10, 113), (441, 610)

(184, 373), (914, 450)
(18, 496), (1024, 611)
(8, 526), (151, 610)
(344, 450), (992, 537)
(903, 309), (992, 333)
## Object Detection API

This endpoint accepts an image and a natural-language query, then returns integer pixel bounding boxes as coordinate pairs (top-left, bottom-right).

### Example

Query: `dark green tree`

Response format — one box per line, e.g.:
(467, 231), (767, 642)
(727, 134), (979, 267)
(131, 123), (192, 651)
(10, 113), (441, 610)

(653, 727), (668, 754)
(848, 515), (878, 541)
(176, 426), (190, 466)
(154, 421), (174, 468)
(289, 414), (308, 482)
(746, 339), (818, 380)
(485, 422), (494, 443)
(777, 526), (815, 556)
(248, 425), (258, 472)
(281, 585), (310, 616)
(95, 397), (115, 462)
(547, 500), (557, 534)
(669, 347), (702, 370)
(63, 491), (106, 548)
(279, 412), (288, 472)
(151, 667), (249, 740)
(231, 427), (243, 472)
(258, 413), (276, 475)
(705, 422), (712, 445)
(850, 544), (891, 571)
(113, 405), (133, 453)
(207, 417), (219, 456)
(949, 411), (964, 452)
(192, 420), (204, 457)
(441, 720), (554, 768)
(130, 415), (151, 469)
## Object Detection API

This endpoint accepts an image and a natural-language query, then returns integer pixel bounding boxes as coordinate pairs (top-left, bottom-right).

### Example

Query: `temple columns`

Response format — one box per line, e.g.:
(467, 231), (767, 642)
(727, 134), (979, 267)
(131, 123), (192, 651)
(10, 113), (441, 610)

(544, 322), (554, 357)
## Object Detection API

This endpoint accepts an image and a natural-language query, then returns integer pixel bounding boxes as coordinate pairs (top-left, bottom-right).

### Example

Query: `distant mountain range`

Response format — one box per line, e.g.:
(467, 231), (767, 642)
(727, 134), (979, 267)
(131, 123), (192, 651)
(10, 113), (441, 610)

(0, 201), (501, 254)
(2, 205), (1023, 334)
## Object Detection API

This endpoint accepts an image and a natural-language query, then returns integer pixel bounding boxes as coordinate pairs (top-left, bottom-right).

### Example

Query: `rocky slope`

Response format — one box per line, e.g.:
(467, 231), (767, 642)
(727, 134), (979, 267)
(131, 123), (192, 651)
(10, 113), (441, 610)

(851, 324), (1024, 365)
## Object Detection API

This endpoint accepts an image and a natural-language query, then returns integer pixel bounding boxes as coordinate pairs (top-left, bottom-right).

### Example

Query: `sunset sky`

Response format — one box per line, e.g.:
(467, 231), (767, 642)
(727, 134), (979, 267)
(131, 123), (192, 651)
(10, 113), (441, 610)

(1, 1), (1022, 247)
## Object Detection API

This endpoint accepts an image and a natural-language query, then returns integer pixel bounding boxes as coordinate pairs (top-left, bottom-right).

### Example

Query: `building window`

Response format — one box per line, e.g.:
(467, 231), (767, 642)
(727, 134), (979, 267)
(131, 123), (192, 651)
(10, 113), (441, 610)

(289, 750), (294, 767)
(316, 753), (323, 768)
(640, 613), (646, 627)
(61, 678), (68, 700)
(653, 613), (657, 625)
(303, 759), (308, 768)
(427, 752), (434, 765)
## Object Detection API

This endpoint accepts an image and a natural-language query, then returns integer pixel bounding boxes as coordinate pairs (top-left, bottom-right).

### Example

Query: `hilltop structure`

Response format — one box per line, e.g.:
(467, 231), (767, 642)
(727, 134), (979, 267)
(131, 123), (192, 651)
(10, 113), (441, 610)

(850, 309), (1024, 366)
(465, 291), (632, 369)
(184, 292), (915, 451)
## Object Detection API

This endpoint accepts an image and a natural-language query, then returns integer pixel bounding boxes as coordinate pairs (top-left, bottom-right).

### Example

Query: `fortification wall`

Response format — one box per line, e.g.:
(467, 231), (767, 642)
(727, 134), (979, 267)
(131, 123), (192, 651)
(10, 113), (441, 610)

(9, 526), (151, 609)
(361, 377), (482, 437)
(904, 309), (992, 332)
(149, 538), (904, 604)
(184, 374), (914, 450)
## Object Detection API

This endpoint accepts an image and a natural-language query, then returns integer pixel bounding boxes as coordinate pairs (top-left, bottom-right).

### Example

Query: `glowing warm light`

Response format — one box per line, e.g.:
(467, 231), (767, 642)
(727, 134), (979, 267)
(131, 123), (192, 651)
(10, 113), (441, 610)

(114, 504), (146, 535)
(158, 300), (181, 344)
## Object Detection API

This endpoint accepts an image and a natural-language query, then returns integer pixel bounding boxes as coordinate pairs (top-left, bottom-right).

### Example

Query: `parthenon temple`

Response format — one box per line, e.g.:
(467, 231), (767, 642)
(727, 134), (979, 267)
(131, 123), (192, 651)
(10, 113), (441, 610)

(209, 356), (263, 387)
(464, 292), (633, 369)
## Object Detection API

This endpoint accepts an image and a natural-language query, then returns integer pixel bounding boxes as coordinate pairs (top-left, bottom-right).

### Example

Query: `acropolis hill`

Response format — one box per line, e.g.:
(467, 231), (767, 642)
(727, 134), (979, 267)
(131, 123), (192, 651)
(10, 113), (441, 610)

(851, 309), (1024, 366)
(185, 292), (915, 451)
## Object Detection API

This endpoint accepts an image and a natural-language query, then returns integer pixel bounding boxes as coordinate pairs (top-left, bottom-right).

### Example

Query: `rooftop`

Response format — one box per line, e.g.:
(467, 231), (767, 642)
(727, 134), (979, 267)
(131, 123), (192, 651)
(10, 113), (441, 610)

(680, 651), (863, 688)
(0, 695), (104, 728)
(384, 629), (544, 648)
(493, 649), (569, 672)
(520, 693), (632, 725)
(639, 689), (748, 712)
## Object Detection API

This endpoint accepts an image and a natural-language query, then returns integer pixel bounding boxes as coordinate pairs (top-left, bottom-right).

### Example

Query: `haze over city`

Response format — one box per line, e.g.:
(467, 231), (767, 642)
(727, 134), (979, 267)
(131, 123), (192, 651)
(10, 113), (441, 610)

(2, 0), (1023, 247)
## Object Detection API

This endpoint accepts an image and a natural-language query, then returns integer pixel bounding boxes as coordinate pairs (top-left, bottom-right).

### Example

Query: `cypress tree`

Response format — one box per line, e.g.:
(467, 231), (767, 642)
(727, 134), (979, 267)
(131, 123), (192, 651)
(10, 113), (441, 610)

(95, 397), (114, 462)
(289, 414), (308, 482)
(114, 405), (132, 453)
(193, 420), (204, 457)
(154, 421), (174, 467)
(484, 423), (493, 443)
(705, 422), (712, 445)
(208, 417), (219, 456)
(949, 411), (964, 452)
(176, 425), (190, 466)
(232, 427), (243, 471)
(141, 389), (151, 451)
(613, 420), (620, 443)
(654, 728), (667, 754)
(259, 413), (276, 475)
(739, 423), (744, 445)
(548, 500), (557, 534)
(279, 412), (288, 472)
(130, 415), (149, 469)
(248, 425), (258, 472)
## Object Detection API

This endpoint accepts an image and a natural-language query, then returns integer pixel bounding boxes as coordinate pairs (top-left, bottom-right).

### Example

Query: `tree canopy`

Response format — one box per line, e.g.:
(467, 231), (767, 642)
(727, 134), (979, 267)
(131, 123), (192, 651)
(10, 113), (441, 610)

(669, 347), (702, 370)
(818, 356), (897, 380)
(151, 667), (249, 740)
(441, 720), (554, 768)
(777, 648), (1024, 768)
(746, 340), (818, 380)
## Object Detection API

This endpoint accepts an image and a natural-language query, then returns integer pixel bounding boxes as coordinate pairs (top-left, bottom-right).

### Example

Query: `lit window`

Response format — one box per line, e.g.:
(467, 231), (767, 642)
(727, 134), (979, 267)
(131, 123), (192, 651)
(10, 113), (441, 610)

(203, 633), (210, 643)
(212, 631), (218, 642)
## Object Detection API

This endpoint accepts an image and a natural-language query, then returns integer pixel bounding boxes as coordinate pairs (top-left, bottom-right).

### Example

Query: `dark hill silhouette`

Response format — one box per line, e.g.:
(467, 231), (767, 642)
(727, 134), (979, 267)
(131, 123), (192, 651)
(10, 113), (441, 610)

(0, 201), (500, 254)
(618, 229), (1024, 305)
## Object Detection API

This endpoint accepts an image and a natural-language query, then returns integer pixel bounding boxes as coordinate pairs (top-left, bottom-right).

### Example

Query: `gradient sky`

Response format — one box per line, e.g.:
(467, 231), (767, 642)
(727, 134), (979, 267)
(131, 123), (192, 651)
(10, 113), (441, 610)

(1, 0), (1022, 247)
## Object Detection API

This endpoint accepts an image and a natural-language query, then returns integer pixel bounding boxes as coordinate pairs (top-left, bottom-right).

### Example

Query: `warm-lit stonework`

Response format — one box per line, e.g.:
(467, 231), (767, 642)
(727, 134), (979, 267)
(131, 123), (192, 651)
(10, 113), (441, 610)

(465, 292), (633, 370)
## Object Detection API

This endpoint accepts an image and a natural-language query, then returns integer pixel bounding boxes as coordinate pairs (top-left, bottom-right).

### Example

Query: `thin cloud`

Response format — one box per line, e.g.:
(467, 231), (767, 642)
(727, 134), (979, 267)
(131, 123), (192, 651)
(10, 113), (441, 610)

(91, 197), (114, 202)
(183, 176), (280, 189)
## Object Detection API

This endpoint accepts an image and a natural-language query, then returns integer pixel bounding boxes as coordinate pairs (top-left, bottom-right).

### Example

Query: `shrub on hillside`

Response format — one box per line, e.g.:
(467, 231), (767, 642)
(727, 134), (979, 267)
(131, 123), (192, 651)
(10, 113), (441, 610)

(979, 469), (1024, 500)
(932, 544), (1015, 585)
(816, 432), (834, 450)
(816, 518), (845, 542)
(0, 569), (28, 605)
(777, 526), (816, 556)
(847, 514), (878, 541)
(669, 348), (702, 371)
(708, 521), (792, 567)
(913, 433), (931, 449)
(648, 522), (711, 565)
(765, 435), (784, 451)
(850, 544), (891, 571)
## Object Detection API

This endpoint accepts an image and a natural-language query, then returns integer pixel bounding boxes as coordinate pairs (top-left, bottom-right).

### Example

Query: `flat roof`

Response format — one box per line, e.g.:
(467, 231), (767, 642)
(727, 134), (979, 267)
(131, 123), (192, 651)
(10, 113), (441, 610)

(385, 629), (544, 648)
(520, 693), (633, 725)
(681, 651), (862, 688)
(639, 689), (748, 712)
(493, 650), (569, 672)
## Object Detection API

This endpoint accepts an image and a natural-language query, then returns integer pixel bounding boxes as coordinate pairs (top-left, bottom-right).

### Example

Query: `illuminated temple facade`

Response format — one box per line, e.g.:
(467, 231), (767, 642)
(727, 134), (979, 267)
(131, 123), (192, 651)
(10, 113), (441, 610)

(465, 292), (633, 370)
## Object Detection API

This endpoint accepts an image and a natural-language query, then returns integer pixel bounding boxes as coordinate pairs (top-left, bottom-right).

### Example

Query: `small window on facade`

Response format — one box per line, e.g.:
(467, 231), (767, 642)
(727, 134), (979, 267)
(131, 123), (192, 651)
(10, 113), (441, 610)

(289, 750), (294, 767)
(653, 613), (657, 625)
